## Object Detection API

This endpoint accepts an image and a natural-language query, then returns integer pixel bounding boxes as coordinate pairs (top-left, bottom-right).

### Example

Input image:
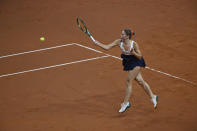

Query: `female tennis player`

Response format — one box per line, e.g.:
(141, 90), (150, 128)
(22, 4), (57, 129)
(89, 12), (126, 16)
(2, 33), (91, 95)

(93, 29), (158, 113)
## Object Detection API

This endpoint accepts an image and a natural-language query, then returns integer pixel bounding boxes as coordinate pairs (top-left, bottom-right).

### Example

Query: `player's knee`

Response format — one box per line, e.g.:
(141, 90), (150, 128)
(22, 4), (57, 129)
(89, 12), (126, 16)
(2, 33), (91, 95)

(126, 77), (131, 84)
(139, 80), (144, 86)
(136, 78), (144, 86)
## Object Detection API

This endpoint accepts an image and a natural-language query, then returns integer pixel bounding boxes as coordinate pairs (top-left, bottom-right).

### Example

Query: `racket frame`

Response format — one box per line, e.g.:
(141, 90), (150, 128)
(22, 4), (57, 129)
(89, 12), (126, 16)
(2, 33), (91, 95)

(76, 17), (96, 42)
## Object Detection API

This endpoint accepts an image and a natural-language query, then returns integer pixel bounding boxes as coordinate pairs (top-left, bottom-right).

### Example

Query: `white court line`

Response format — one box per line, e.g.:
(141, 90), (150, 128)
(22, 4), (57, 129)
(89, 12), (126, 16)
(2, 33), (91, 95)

(74, 43), (197, 86)
(0, 43), (75, 59)
(0, 42), (196, 86)
(145, 67), (197, 85)
(0, 55), (110, 78)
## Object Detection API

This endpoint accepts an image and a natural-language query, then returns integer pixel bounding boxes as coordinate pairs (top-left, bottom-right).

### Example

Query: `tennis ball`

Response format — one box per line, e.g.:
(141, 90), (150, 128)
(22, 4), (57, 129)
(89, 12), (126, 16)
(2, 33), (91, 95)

(40, 37), (45, 42)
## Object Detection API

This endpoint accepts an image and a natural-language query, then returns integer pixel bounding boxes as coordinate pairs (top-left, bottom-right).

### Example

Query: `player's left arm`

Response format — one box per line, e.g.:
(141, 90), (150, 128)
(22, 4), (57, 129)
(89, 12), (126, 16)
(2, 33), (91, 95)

(131, 41), (142, 59)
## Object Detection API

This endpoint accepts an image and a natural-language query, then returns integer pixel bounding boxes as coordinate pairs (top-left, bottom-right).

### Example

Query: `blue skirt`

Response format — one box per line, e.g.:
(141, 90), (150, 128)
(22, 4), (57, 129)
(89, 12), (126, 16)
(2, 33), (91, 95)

(121, 54), (146, 71)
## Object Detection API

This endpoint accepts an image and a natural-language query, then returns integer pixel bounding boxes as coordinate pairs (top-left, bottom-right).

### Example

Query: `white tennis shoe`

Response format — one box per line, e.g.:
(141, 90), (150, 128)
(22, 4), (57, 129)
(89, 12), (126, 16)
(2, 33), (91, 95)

(119, 102), (131, 113)
(151, 95), (158, 108)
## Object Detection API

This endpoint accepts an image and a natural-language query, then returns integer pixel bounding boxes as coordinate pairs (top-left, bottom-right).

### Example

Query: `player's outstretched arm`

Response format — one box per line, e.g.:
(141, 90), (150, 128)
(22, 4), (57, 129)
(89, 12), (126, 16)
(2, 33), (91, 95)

(94, 39), (121, 50)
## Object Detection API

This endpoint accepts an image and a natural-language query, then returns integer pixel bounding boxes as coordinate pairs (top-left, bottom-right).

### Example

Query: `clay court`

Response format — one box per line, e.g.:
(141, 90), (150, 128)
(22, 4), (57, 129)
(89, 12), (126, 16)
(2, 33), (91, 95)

(0, 0), (197, 131)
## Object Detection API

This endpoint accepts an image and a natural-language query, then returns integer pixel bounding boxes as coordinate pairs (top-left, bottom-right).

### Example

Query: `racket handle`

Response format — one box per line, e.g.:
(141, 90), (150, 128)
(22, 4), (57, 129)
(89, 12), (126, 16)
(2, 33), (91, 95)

(90, 36), (96, 43)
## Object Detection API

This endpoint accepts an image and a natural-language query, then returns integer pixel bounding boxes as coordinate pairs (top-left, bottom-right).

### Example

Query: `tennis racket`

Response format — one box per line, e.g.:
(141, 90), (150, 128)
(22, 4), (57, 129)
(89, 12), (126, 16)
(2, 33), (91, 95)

(76, 17), (96, 42)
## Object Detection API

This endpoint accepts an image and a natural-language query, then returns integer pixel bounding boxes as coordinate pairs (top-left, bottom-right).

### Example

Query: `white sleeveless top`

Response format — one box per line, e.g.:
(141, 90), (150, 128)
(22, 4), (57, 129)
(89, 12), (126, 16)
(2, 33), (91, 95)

(120, 40), (134, 55)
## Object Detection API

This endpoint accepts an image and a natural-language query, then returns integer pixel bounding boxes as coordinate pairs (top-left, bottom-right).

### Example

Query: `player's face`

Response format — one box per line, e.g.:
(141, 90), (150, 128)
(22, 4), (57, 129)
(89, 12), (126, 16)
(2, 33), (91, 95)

(121, 30), (128, 40)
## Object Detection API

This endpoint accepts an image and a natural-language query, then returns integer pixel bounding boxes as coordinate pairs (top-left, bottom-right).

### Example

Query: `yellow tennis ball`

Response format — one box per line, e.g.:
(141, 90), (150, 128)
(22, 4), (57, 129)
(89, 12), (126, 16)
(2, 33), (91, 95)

(40, 37), (45, 41)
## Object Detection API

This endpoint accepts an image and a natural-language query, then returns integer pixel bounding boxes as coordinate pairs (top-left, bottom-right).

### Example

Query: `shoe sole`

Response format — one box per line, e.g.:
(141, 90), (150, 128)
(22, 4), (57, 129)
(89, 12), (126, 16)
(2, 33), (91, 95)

(120, 103), (131, 113)
(154, 96), (158, 109)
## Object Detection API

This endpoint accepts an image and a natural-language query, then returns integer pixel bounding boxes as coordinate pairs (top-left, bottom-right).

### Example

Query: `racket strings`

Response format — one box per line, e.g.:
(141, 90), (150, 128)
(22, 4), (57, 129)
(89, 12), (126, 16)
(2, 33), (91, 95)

(77, 19), (86, 32)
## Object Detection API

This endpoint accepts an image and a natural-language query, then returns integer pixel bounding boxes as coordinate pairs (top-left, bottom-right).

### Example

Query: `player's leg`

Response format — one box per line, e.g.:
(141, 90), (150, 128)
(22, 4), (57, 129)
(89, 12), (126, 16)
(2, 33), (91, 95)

(119, 67), (140, 113)
(135, 72), (158, 108)
(123, 67), (140, 104)
(135, 72), (154, 98)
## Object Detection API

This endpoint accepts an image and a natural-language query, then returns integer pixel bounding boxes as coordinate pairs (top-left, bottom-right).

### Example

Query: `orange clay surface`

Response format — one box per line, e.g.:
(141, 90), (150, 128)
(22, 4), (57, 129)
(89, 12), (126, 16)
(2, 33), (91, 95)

(0, 0), (197, 131)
